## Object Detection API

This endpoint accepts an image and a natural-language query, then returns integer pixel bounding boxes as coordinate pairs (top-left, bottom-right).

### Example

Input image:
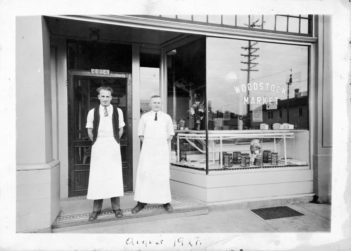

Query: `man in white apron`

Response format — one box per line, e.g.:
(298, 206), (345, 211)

(132, 95), (175, 214)
(86, 86), (125, 221)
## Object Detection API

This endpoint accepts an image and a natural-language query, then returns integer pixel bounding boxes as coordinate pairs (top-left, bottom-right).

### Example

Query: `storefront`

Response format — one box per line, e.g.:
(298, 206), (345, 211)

(16, 15), (332, 232)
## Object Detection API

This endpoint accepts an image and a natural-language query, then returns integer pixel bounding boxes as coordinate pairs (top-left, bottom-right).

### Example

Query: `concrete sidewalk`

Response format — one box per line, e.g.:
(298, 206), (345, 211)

(55, 199), (330, 233)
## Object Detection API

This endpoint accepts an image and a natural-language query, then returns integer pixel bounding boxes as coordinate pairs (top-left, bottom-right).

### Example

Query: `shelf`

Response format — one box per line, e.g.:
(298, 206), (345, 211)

(177, 130), (296, 139)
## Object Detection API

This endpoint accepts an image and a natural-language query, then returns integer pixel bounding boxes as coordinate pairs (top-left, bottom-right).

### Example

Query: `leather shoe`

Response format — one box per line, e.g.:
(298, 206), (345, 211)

(88, 211), (100, 221)
(163, 203), (174, 213)
(131, 204), (144, 214)
(113, 209), (123, 218)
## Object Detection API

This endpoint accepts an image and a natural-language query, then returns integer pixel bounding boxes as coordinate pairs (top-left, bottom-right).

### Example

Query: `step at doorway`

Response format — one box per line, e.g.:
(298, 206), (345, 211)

(53, 193), (208, 232)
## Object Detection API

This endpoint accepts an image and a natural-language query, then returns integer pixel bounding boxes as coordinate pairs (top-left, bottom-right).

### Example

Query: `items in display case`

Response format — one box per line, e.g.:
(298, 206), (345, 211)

(249, 139), (262, 165)
(271, 152), (279, 165)
(240, 153), (250, 167)
(179, 142), (189, 161)
(272, 123), (294, 130)
(232, 151), (242, 164)
(222, 152), (232, 168)
(263, 150), (272, 163)
(260, 123), (269, 130)
(171, 130), (309, 170)
(179, 119), (186, 130)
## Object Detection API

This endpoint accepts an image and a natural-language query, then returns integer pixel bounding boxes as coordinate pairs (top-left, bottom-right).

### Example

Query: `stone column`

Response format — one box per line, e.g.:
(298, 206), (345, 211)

(312, 15), (332, 204)
(16, 16), (60, 232)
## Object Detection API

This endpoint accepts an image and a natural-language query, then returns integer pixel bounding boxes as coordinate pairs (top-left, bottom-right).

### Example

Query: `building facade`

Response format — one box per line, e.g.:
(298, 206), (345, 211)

(16, 15), (332, 232)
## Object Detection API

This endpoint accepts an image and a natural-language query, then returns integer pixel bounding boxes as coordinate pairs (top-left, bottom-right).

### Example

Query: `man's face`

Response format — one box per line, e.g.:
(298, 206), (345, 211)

(98, 89), (112, 106)
(150, 97), (161, 112)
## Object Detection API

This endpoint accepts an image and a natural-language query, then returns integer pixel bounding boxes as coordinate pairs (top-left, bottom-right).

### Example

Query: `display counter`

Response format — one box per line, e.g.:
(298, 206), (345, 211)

(169, 129), (313, 203)
(171, 130), (309, 171)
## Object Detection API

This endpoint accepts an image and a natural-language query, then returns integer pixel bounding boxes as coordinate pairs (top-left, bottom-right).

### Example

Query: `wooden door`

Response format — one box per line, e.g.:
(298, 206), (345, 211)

(68, 71), (132, 197)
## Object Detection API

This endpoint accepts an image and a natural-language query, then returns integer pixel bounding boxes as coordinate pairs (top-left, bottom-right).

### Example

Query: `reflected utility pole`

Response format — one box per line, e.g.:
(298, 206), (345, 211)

(286, 69), (293, 123)
(241, 41), (259, 126)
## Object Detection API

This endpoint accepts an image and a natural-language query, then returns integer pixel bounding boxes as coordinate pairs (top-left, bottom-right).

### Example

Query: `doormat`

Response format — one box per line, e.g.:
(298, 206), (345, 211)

(251, 206), (304, 220)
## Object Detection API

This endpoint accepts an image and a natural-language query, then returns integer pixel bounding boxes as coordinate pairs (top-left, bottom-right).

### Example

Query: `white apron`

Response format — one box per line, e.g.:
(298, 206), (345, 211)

(134, 111), (174, 204)
(87, 107), (124, 200)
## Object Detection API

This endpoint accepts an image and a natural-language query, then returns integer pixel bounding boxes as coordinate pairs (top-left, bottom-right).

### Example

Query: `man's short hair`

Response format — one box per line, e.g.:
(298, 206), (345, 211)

(150, 95), (161, 100)
(97, 86), (113, 95)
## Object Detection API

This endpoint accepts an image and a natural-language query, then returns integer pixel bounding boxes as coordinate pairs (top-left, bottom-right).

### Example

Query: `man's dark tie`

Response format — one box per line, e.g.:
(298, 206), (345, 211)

(104, 106), (108, 117)
(154, 112), (157, 121)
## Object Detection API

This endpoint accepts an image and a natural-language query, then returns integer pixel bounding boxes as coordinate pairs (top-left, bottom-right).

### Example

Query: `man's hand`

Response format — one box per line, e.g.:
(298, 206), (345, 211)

(87, 128), (93, 141)
(119, 128), (124, 139)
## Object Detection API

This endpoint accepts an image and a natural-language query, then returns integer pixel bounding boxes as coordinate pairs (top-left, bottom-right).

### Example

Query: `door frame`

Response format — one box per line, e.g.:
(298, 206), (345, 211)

(67, 70), (133, 197)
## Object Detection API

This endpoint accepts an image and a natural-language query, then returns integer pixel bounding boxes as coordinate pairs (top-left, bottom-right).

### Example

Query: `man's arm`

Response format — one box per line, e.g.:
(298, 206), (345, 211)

(87, 128), (93, 141)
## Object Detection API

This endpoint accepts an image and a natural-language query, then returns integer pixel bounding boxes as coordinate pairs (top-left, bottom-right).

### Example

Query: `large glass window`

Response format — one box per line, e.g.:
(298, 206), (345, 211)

(207, 37), (309, 130)
(167, 38), (206, 130)
(167, 38), (207, 169)
(168, 36), (310, 173)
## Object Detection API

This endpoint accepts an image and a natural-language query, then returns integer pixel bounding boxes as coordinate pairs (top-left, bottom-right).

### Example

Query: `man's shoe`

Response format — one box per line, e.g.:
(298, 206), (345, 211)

(88, 211), (100, 221)
(163, 203), (174, 213)
(131, 204), (145, 214)
(113, 209), (123, 218)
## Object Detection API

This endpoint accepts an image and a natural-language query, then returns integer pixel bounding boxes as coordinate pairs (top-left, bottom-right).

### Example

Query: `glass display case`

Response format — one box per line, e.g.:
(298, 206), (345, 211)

(170, 130), (309, 171)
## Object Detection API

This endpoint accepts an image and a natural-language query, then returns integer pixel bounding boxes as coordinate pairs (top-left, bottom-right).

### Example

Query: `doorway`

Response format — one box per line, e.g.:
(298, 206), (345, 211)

(68, 71), (132, 197)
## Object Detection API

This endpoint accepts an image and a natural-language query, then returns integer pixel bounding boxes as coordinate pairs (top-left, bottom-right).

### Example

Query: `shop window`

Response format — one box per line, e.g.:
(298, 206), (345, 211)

(169, 36), (310, 174)
(207, 37), (309, 130)
(167, 38), (206, 131)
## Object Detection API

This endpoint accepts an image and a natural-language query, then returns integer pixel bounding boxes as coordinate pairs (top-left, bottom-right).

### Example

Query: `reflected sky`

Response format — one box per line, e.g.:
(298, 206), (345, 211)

(207, 37), (308, 114)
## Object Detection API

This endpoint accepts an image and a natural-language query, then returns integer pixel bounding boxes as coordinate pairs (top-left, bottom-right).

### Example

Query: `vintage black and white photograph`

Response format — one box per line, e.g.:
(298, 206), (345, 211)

(1, 0), (351, 250)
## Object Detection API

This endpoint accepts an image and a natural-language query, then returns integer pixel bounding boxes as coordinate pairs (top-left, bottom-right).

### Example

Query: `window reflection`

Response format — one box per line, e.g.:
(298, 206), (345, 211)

(288, 17), (300, 33)
(208, 15), (221, 24)
(262, 16), (275, 31)
(222, 15), (236, 26)
(207, 37), (309, 130)
(249, 15), (264, 29)
(155, 15), (312, 36)
(276, 16), (288, 32)
(167, 38), (206, 130)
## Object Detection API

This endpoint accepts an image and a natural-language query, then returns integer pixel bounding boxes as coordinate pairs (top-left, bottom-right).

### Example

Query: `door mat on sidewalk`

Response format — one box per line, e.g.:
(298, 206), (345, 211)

(251, 206), (304, 220)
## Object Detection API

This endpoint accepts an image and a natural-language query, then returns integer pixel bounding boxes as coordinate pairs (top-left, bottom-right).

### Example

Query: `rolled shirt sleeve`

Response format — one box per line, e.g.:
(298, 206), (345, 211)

(86, 109), (94, 129)
(117, 108), (125, 128)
